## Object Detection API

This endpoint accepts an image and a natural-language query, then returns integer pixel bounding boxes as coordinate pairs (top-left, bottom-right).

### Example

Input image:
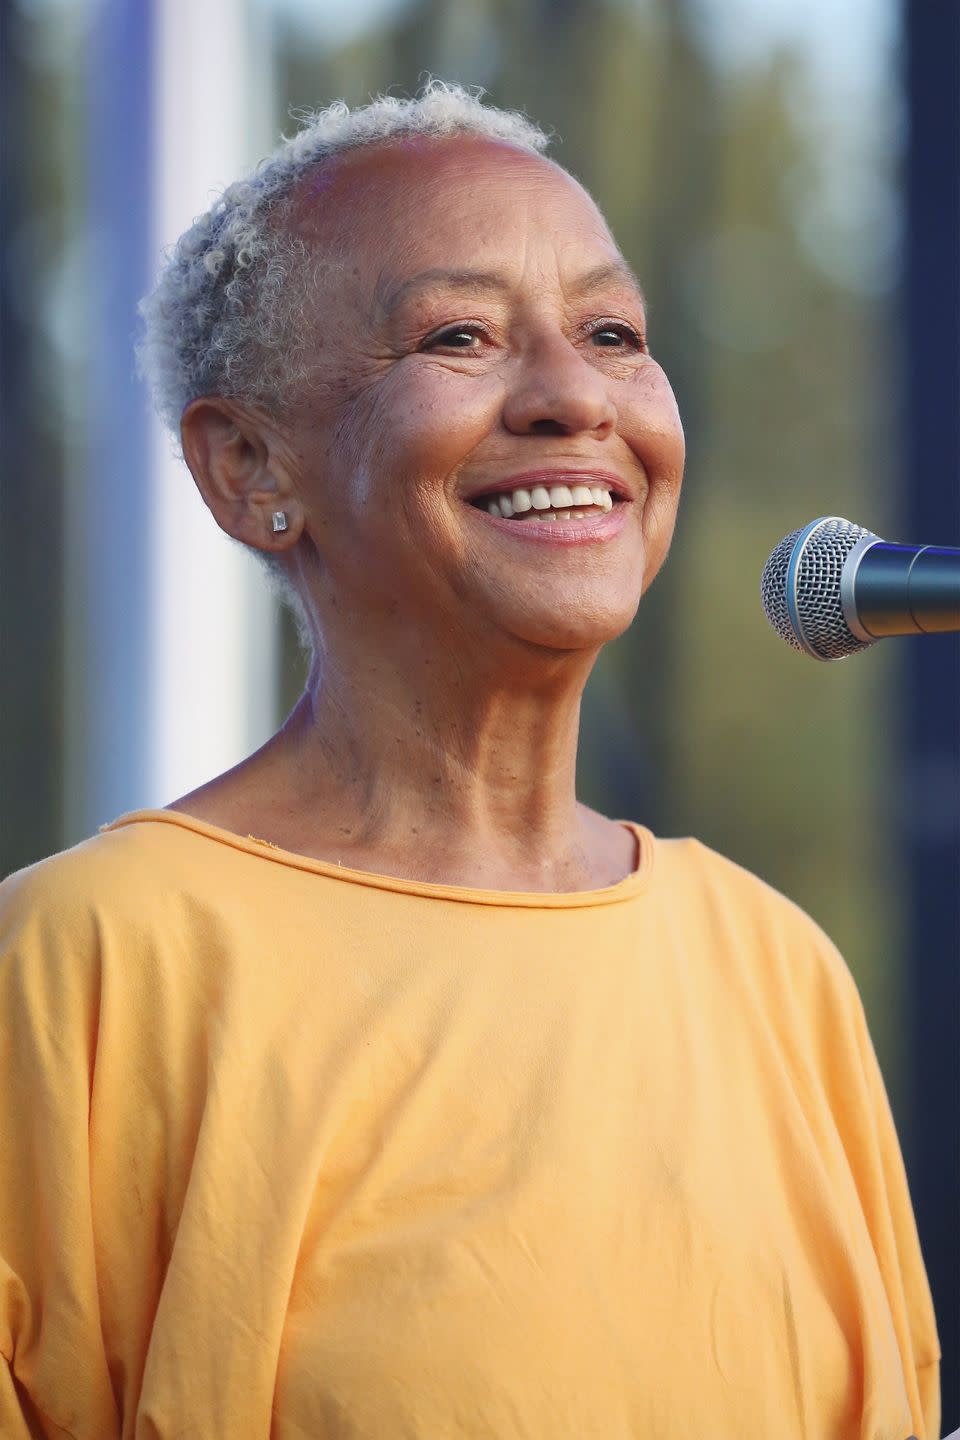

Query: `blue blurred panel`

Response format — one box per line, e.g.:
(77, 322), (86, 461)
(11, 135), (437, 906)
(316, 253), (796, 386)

(903, 0), (960, 1427)
(81, 0), (154, 830)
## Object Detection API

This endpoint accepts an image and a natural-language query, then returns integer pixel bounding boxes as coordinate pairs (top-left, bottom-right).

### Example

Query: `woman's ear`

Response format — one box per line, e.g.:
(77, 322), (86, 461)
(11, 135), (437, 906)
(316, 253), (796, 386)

(180, 397), (302, 552)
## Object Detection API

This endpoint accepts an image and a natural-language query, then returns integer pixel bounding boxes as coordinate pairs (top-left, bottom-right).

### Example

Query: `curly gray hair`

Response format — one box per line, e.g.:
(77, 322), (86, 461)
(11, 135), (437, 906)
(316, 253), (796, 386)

(138, 80), (550, 437)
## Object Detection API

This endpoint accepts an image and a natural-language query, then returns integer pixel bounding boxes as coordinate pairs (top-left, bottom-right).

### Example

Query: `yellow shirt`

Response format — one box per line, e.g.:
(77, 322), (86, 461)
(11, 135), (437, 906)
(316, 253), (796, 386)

(0, 810), (940, 1439)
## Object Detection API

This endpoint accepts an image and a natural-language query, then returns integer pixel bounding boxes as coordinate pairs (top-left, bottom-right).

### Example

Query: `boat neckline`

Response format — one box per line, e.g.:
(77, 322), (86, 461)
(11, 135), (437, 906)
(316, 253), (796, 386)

(100, 808), (656, 909)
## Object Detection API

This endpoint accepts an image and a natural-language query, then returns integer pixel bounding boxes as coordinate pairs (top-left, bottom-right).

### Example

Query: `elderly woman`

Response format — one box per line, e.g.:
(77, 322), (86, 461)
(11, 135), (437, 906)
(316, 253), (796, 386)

(0, 83), (940, 1438)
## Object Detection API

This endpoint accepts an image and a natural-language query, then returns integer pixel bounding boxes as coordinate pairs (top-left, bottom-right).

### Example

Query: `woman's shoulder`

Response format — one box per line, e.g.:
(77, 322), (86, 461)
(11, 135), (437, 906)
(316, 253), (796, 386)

(0, 812), (223, 951)
(0, 828), (151, 1017)
(654, 830), (834, 929)
(650, 831), (861, 1009)
(0, 815), (258, 1018)
(3, 813), (175, 904)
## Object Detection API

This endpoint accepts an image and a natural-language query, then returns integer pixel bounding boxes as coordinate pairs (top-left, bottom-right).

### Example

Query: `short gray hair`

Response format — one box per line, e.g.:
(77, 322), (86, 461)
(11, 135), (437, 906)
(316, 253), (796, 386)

(138, 82), (550, 435)
(136, 81), (551, 638)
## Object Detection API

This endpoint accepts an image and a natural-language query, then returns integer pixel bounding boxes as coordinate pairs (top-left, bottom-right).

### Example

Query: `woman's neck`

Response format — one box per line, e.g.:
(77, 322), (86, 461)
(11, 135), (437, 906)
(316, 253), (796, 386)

(172, 634), (635, 892)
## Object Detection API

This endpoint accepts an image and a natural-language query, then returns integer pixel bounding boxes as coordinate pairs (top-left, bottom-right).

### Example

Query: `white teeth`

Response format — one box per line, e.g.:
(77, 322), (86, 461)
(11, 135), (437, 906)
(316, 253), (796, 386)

(477, 482), (617, 519)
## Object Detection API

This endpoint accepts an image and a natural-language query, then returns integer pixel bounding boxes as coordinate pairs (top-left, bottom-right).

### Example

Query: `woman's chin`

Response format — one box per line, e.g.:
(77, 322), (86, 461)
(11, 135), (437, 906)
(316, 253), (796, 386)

(501, 596), (642, 654)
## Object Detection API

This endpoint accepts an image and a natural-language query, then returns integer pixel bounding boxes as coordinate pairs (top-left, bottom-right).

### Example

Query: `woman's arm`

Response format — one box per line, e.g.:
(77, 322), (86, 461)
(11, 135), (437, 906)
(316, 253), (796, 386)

(850, 987), (941, 1440)
(0, 863), (119, 1439)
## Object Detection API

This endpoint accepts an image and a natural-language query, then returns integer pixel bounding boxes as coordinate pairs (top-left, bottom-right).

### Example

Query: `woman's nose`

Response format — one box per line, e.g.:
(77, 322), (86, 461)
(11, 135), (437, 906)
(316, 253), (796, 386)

(501, 334), (618, 438)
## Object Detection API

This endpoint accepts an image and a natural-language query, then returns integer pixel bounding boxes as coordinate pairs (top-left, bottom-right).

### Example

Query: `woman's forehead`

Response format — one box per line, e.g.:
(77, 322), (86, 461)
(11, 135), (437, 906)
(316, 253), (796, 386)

(292, 132), (574, 212)
(285, 137), (626, 305)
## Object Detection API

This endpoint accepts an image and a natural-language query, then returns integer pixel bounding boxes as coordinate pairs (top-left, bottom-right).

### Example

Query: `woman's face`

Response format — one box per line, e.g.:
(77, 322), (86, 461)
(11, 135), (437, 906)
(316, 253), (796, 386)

(278, 136), (685, 655)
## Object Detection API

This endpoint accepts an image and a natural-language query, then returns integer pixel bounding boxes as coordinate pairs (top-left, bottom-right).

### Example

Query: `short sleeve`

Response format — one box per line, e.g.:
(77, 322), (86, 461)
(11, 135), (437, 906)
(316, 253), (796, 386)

(850, 985), (941, 1440)
(0, 864), (119, 1439)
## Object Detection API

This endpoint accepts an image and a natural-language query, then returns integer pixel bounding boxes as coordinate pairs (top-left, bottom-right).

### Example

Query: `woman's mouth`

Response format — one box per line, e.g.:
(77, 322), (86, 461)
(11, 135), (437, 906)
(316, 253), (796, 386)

(465, 480), (630, 546)
(469, 481), (618, 522)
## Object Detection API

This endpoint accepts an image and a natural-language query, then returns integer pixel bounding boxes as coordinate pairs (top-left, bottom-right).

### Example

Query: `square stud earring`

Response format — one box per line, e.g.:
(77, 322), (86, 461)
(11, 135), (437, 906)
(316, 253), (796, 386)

(271, 511), (288, 534)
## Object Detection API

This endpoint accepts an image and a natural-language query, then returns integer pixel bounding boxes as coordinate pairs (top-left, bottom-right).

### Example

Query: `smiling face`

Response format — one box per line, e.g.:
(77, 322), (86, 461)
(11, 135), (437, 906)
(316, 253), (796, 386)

(276, 135), (685, 655)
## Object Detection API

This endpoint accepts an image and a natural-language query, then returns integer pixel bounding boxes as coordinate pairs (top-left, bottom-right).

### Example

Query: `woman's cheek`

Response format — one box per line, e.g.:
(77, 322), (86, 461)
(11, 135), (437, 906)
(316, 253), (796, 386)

(387, 365), (505, 465)
(620, 369), (684, 489)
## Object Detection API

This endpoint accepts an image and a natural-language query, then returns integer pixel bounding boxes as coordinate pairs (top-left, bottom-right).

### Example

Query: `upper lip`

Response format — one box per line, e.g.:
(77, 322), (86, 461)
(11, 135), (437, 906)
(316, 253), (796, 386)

(461, 469), (637, 503)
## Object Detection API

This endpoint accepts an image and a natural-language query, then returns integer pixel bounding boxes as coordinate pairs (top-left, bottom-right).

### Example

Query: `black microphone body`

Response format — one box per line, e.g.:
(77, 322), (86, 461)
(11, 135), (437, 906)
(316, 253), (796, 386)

(850, 541), (960, 639)
(760, 517), (960, 660)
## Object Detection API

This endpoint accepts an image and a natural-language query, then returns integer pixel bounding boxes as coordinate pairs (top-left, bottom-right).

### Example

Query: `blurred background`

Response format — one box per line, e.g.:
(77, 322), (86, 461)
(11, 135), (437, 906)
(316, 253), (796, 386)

(2, 0), (957, 1423)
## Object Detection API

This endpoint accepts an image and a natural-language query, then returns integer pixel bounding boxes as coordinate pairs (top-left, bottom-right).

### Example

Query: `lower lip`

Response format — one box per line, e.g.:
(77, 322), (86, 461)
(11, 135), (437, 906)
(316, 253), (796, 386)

(466, 502), (631, 545)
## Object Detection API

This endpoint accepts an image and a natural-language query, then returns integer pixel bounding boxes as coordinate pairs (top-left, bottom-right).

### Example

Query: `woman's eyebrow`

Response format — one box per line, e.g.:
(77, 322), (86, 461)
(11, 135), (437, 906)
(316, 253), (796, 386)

(571, 259), (646, 309)
(373, 259), (646, 319)
(374, 268), (510, 319)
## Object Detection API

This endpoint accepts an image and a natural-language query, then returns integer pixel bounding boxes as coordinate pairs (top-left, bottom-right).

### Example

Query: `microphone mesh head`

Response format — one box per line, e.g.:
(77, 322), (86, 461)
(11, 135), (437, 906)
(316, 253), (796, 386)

(760, 517), (877, 660)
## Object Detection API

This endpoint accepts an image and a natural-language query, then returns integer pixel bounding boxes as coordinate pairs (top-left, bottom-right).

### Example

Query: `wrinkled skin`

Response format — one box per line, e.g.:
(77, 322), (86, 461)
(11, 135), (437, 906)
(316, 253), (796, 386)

(176, 136), (685, 892)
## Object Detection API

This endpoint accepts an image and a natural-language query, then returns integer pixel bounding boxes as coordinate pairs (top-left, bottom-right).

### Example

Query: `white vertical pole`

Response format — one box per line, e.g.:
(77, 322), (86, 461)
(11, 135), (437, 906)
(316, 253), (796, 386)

(70, 0), (156, 842)
(147, 0), (279, 805)
(72, 0), (278, 841)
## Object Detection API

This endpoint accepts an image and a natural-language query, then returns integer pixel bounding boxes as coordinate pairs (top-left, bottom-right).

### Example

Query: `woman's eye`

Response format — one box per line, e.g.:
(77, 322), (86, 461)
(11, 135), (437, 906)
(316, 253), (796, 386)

(420, 321), (645, 352)
(423, 325), (485, 350)
(588, 322), (645, 349)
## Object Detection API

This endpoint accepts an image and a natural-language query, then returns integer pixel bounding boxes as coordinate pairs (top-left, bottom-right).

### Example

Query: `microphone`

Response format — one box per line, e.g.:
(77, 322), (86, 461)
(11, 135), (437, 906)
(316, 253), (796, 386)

(760, 516), (960, 661)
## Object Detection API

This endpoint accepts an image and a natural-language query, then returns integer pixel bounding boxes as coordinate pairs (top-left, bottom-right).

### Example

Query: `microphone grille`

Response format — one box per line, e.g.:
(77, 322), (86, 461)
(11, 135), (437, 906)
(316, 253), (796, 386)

(761, 516), (878, 660)
(760, 528), (807, 653)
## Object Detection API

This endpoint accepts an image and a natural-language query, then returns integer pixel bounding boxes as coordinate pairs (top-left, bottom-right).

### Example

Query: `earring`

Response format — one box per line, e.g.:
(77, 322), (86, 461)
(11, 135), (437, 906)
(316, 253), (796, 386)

(271, 511), (288, 534)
